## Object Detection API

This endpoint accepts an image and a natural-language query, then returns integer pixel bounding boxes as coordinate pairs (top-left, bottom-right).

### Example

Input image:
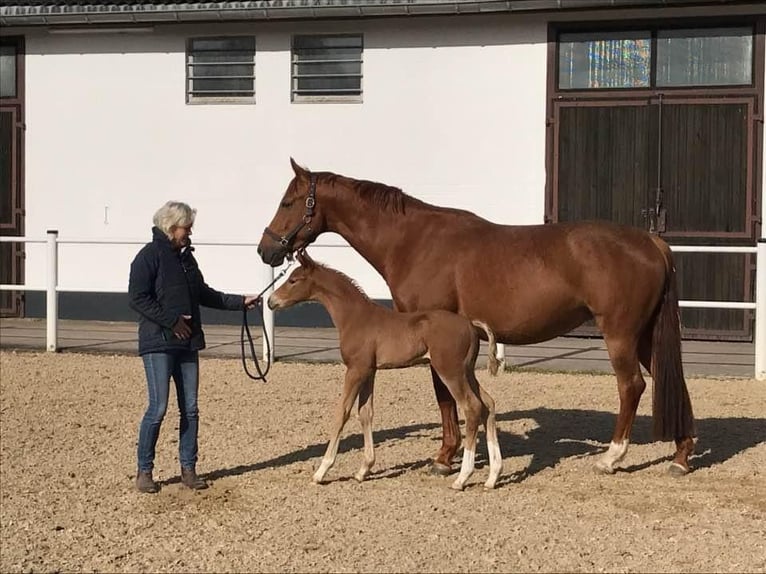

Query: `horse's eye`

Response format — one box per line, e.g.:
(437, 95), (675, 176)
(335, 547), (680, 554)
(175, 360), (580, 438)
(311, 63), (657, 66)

(280, 200), (293, 209)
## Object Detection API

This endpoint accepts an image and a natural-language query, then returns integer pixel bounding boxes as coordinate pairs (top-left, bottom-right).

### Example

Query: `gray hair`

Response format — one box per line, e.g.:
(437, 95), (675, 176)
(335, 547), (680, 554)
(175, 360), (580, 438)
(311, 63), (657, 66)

(153, 201), (197, 236)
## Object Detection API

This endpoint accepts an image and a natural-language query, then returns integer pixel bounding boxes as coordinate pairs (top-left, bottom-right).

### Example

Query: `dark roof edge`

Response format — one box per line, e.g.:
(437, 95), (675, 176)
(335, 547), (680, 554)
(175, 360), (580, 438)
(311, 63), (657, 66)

(1, 1), (760, 27)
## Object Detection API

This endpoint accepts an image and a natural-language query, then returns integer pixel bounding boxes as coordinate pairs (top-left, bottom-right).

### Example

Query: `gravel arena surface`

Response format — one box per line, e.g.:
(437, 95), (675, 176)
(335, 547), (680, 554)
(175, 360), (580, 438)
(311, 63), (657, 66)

(1, 351), (765, 573)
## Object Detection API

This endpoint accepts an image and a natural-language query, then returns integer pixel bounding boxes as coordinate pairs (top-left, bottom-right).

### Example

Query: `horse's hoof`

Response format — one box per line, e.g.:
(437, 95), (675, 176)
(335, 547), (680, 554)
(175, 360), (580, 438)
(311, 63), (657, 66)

(667, 462), (690, 477)
(484, 480), (497, 490)
(594, 461), (616, 475)
(354, 471), (367, 483)
(430, 462), (453, 477)
(450, 481), (465, 491)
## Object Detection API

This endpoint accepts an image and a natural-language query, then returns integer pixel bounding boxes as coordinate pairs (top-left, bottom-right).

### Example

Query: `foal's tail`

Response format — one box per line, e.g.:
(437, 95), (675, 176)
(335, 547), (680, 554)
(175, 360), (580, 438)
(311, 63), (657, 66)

(472, 320), (499, 376)
(649, 236), (696, 442)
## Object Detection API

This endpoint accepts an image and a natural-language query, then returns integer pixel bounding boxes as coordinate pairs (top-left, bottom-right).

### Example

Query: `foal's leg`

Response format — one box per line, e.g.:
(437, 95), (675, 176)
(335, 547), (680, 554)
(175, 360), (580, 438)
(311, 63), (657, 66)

(451, 392), (483, 491)
(596, 335), (646, 474)
(354, 374), (376, 482)
(431, 367), (460, 476)
(439, 372), (484, 491)
(476, 383), (502, 489)
(314, 366), (371, 484)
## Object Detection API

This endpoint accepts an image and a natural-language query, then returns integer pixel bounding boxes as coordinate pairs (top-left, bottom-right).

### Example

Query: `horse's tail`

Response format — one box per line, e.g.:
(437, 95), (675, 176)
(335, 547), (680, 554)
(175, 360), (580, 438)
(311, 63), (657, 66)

(472, 320), (499, 376)
(648, 235), (696, 442)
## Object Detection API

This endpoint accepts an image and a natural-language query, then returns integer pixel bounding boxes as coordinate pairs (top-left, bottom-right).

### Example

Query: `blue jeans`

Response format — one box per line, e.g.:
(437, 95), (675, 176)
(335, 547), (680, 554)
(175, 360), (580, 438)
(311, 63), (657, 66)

(137, 350), (200, 472)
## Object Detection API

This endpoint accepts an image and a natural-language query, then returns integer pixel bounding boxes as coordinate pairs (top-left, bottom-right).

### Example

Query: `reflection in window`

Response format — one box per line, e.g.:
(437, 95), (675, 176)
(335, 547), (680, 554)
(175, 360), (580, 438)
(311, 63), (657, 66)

(559, 31), (651, 89)
(0, 45), (16, 98)
(292, 35), (363, 102)
(657, 27), (752, 87)
(186, 36), (255, 103)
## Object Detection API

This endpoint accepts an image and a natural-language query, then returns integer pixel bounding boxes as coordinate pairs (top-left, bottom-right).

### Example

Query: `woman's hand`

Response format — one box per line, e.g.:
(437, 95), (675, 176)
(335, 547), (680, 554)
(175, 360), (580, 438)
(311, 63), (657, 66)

(244, 295), (261, 310)
(172, 315), (192, 339)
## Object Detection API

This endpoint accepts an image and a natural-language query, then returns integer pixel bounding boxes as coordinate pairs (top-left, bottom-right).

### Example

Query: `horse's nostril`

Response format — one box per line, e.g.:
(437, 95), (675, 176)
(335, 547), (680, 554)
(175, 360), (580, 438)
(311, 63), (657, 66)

(257, 245), (262, 256)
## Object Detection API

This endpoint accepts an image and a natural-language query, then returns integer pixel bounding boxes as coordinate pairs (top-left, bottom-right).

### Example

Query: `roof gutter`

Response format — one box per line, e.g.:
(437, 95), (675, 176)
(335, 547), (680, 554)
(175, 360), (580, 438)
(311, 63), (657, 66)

(0, 0), (758, 28)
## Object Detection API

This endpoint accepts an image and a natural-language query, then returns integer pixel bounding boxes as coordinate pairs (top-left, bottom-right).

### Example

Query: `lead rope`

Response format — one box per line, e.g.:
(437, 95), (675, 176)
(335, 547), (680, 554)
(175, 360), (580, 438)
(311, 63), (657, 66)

(241, 259), (294, 382)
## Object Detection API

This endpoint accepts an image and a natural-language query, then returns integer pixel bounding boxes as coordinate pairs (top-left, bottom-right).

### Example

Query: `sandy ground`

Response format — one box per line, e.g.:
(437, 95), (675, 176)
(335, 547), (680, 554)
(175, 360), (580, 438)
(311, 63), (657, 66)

(0, 351), (764, 573)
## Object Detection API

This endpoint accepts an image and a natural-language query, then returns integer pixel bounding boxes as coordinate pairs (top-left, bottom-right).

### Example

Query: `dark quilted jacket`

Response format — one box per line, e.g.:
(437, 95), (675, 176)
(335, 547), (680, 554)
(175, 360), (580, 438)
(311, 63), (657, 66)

(128, 227), (243, 355)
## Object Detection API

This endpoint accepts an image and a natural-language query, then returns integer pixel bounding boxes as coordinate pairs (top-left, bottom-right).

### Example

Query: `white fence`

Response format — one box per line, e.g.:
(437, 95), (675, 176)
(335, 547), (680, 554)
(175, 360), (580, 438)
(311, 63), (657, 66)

(1, 231), (765, 380)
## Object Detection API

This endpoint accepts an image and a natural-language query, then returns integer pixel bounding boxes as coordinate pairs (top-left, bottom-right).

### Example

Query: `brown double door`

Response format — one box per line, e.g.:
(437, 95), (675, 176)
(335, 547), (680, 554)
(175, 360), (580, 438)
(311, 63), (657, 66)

(553, 97), (758, 340)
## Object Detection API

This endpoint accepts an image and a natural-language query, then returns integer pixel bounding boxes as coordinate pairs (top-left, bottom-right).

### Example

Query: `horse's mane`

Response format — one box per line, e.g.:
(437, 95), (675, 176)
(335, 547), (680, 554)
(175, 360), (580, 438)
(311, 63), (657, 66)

(317, 172), (425, 215)
(313, 259), (372, 302)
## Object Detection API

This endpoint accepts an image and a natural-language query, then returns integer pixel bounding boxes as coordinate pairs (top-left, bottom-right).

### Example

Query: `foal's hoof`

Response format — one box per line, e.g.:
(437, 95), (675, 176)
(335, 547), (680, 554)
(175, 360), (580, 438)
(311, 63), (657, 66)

(430, 462), (453, 477)
(450, 481), (465, 491)
(593, 461), (616, 475)
(667, 462), (690, 477)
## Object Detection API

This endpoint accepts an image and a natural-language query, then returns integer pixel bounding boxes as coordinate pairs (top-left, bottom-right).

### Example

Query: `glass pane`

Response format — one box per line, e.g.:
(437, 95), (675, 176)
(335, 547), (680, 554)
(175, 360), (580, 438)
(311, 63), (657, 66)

(296, 76), (361, 93)
(191, 63), (253, 78)
(0, 45), (17, 98)
(0, 111), (12, 224)
(657, 27), (752, 87)
(293, 35), (362, 52)
(191, 77), (254, 95)
(192, 51), (253, 64)
(294, 61), (361, 76)
(190, 37), (254, 52)
(559, 31), (651, 89)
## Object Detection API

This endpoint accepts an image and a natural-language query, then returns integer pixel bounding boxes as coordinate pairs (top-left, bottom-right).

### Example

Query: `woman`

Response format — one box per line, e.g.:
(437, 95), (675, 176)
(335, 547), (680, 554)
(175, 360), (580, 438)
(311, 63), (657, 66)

(128, 201), (259, 494)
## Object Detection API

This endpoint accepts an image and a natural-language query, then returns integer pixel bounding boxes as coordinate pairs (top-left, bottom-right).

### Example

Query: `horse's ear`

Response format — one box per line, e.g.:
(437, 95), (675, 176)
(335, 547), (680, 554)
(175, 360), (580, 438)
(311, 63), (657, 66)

(296, 249), (314, 268)
(290, 157), (309, 180)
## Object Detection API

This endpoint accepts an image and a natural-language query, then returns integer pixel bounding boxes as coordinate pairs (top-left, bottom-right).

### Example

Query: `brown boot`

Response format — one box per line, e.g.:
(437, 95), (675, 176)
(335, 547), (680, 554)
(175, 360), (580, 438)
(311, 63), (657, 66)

(135, 470), (159, 494)
(181, 467), (208, 490)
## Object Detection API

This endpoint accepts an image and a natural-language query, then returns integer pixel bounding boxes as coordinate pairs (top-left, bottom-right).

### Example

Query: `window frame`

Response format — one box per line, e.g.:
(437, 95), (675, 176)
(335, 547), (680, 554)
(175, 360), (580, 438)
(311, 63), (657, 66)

(290, 33), (364, 104)
(186, 35), (256, 105)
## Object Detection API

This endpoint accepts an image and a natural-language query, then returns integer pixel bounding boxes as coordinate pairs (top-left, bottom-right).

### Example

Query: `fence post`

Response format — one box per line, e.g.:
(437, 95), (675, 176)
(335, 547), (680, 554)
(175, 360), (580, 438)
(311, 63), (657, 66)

(46, 230), (58, 352)
(262, 264), (275, 363)
(756, 238), (766, 381)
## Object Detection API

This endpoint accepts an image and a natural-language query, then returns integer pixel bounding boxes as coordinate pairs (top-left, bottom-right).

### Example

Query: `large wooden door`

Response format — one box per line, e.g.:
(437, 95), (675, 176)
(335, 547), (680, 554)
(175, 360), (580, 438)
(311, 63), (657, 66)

(553, 97), (756, 340)
(659, 99), (755, 339)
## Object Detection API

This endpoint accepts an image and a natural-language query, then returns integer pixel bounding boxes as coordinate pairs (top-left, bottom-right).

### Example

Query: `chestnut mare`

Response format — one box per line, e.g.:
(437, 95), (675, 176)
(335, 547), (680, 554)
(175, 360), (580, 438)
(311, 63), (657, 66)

(258, 160), (696, 477)
(268, 250), (502, 490)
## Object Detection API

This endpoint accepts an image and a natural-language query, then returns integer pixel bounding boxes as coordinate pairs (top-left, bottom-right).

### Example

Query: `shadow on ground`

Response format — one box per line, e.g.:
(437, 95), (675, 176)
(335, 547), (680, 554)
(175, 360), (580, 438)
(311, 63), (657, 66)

(189, 408), (765, 487)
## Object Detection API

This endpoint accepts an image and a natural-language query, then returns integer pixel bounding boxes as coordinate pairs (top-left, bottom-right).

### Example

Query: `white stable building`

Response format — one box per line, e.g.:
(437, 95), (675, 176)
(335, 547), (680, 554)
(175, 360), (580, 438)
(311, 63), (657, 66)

(0, 0), (764, 343)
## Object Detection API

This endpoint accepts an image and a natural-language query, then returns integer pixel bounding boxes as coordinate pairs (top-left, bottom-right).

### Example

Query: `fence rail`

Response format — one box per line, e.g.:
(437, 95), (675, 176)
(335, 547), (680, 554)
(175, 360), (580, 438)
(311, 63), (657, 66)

(1, 231), (765, 379)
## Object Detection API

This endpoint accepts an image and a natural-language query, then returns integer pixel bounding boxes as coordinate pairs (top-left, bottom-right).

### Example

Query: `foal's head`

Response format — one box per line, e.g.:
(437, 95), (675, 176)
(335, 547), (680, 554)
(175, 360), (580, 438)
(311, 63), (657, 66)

(267, 251), (323, 310)
(258, 159), (330, 267)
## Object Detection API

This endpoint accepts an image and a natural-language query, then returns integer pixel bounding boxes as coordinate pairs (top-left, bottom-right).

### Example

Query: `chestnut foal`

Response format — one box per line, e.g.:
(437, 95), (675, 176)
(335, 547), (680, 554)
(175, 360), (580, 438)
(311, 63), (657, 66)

(268, 251), (502, 490)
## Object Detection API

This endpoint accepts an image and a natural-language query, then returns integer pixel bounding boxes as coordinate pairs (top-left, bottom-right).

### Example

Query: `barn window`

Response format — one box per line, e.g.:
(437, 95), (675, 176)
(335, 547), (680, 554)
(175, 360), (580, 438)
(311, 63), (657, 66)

(656, 27), (752, 87)
(558, 25), (753, 90)
(0, 44), (17, 98)
(558, 31), (651, 89)
(291, 34), (363, 102)
(186, 36), (255, 104)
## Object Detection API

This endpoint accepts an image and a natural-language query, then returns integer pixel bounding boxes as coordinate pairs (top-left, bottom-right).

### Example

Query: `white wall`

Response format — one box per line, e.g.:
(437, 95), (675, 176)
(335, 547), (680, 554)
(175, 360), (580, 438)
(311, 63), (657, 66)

(21, 15), (548, 299)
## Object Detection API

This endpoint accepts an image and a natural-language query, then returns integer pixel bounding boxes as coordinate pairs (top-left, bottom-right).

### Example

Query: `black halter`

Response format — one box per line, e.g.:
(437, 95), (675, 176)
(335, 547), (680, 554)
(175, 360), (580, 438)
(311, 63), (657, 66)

(263, 174), (317, 252)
